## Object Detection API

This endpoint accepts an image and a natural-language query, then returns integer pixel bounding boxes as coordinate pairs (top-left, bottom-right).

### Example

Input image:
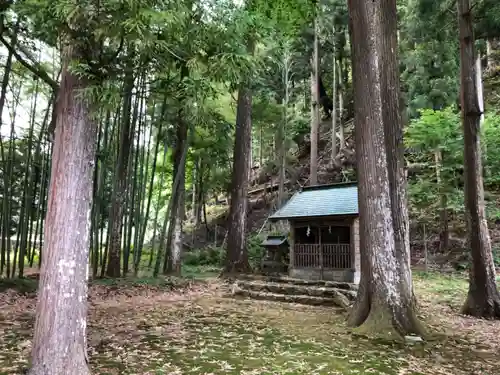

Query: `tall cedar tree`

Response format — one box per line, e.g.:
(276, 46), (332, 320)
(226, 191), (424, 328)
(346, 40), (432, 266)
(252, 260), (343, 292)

(164, 62), (189, 275)
(458, 0), (500, 317)
(309, 16), (319, 185)
(29, 43), (96, 374)
(223, 43), (254, 274)
(346, 0), (426, 338)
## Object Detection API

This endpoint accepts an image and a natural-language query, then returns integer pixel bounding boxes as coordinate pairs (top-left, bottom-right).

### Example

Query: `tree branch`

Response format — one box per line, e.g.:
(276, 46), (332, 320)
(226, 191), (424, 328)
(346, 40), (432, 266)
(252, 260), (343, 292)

(0, 34), (59, 90)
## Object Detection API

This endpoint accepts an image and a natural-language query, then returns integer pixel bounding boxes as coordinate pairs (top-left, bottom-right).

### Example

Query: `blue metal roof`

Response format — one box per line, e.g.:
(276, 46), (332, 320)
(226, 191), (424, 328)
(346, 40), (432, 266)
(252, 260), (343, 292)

(269, 182), (358, 220)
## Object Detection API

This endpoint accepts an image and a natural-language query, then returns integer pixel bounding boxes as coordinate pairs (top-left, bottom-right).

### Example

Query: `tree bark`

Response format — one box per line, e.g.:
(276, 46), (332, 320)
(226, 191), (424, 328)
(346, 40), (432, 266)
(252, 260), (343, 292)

(223, 79), (253, 274)
(309, 16), (320, 186)
(29, 43), (95, 375)
(154, 130), (189, 277)
(458, 0), (500, 318)
(170, 184), (185, 274)
(164, 68), (188, 276)
(347, 0), (425, 339)
(164, 137), (186, 276)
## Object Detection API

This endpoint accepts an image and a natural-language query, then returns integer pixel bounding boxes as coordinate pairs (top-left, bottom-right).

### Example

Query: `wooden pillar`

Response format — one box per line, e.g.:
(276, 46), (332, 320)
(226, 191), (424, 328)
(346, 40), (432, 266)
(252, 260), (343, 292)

(288, 222), (295, 273)
(349, 221), (355, 269)
(318, 226), (324, 280)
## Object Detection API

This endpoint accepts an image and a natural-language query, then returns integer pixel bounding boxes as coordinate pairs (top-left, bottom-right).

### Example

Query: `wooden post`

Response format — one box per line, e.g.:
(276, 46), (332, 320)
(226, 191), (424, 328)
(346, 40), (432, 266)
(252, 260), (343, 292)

(318, 226), (323, 280)
(288, 222), (295, 273)
(350, 220), (355, 269)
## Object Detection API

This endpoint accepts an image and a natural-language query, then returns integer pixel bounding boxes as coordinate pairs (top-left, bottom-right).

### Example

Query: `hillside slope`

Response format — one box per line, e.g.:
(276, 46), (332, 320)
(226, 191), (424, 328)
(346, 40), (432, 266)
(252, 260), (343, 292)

(187, 118), (357, 247)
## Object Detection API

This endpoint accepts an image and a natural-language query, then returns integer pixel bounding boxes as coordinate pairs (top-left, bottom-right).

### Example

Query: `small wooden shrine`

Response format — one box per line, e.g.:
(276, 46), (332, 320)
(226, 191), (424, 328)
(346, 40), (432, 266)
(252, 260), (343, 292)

(268, 182), (360, 283)
(260, 235), (289, 274)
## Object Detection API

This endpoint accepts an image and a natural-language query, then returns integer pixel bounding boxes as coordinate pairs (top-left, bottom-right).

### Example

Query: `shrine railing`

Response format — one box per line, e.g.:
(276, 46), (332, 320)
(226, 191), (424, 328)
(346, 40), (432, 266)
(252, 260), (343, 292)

(293, 243), (351, 269)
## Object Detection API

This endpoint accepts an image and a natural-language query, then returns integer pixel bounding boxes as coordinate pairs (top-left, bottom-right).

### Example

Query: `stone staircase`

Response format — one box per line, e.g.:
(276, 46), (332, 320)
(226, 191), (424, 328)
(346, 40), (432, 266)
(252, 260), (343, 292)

(230, 274), (358, 309)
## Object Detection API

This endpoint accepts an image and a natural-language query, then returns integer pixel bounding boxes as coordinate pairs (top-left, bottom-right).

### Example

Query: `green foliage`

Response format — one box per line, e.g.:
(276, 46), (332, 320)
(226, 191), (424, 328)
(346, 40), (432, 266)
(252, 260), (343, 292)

(483, 112), (500, 188)
(492, 245), (500, 267)
(246, 234), (265, 268)
(405, 107), (462, 153)
(182, 234), (265, 269)
(400, 0), (459, 117)
(406, 107), (500, 236)
(405, 107), (464, 225)
(184, 246), (224, 267)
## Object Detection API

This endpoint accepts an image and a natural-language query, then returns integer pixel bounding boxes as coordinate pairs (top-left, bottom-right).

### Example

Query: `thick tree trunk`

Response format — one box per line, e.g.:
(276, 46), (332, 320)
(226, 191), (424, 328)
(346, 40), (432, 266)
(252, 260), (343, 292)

(106, 71), (135, 277)
(309, 16), (319, 186)
(164, 150), (186, 276)
(170, 185), (184, 274)
(223, 84), (253, 274)
(29, 44), (95, 375)
(164, 102), (188, 275)
(347, 0), (425, 338)
(458, 0), (500, 318)
(154, 131), (188, 277)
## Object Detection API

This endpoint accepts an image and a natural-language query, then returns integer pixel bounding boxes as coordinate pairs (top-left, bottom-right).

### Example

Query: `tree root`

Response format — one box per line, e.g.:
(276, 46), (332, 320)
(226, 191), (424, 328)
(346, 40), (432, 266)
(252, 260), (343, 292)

(462, 291), (500, 319)
(349, 301), (428, 342)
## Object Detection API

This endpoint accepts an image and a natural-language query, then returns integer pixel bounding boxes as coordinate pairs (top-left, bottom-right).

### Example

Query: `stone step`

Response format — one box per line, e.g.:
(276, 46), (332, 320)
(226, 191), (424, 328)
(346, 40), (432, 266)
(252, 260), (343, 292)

(232, 287), (349, 308)
(237, 273), (358, 291)
(235, 280), (357, 302)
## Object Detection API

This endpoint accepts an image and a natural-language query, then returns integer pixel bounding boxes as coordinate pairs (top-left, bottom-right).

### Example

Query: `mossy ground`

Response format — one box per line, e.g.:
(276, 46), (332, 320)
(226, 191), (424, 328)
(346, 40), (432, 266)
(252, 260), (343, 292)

(0, 271), (499, 374)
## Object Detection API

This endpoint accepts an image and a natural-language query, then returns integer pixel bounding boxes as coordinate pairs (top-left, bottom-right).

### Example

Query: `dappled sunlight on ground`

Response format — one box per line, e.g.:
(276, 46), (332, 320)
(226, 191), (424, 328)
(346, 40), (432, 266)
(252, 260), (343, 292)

(0, 273), (499, 374)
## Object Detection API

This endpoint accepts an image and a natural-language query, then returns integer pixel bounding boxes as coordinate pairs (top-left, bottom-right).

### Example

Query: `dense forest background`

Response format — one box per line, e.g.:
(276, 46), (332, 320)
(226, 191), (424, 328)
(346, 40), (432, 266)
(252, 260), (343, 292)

(0, 0), (500, 279)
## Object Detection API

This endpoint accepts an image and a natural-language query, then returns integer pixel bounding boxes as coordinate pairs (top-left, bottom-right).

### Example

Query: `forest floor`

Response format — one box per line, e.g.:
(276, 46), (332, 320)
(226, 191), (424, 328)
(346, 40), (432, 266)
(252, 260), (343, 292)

(0, 270), (499, 375)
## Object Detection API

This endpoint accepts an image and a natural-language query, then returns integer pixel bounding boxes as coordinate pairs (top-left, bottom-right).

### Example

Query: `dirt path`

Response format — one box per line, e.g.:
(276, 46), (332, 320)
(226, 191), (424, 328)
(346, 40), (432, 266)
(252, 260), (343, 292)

(0, 276), (499, 374)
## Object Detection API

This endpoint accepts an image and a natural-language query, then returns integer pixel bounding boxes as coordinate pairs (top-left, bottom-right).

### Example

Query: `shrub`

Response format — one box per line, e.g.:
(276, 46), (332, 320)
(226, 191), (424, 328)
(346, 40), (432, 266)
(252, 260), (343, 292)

(247, 234), (265, 270)
(183, 246), (224, 267)
(182, 235), (266, 270)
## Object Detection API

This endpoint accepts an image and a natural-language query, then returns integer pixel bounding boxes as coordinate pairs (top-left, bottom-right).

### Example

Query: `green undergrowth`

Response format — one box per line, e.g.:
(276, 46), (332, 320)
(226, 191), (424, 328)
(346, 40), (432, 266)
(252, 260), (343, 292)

(413, 270), (469, 306)
(183, 234), (265, 269)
